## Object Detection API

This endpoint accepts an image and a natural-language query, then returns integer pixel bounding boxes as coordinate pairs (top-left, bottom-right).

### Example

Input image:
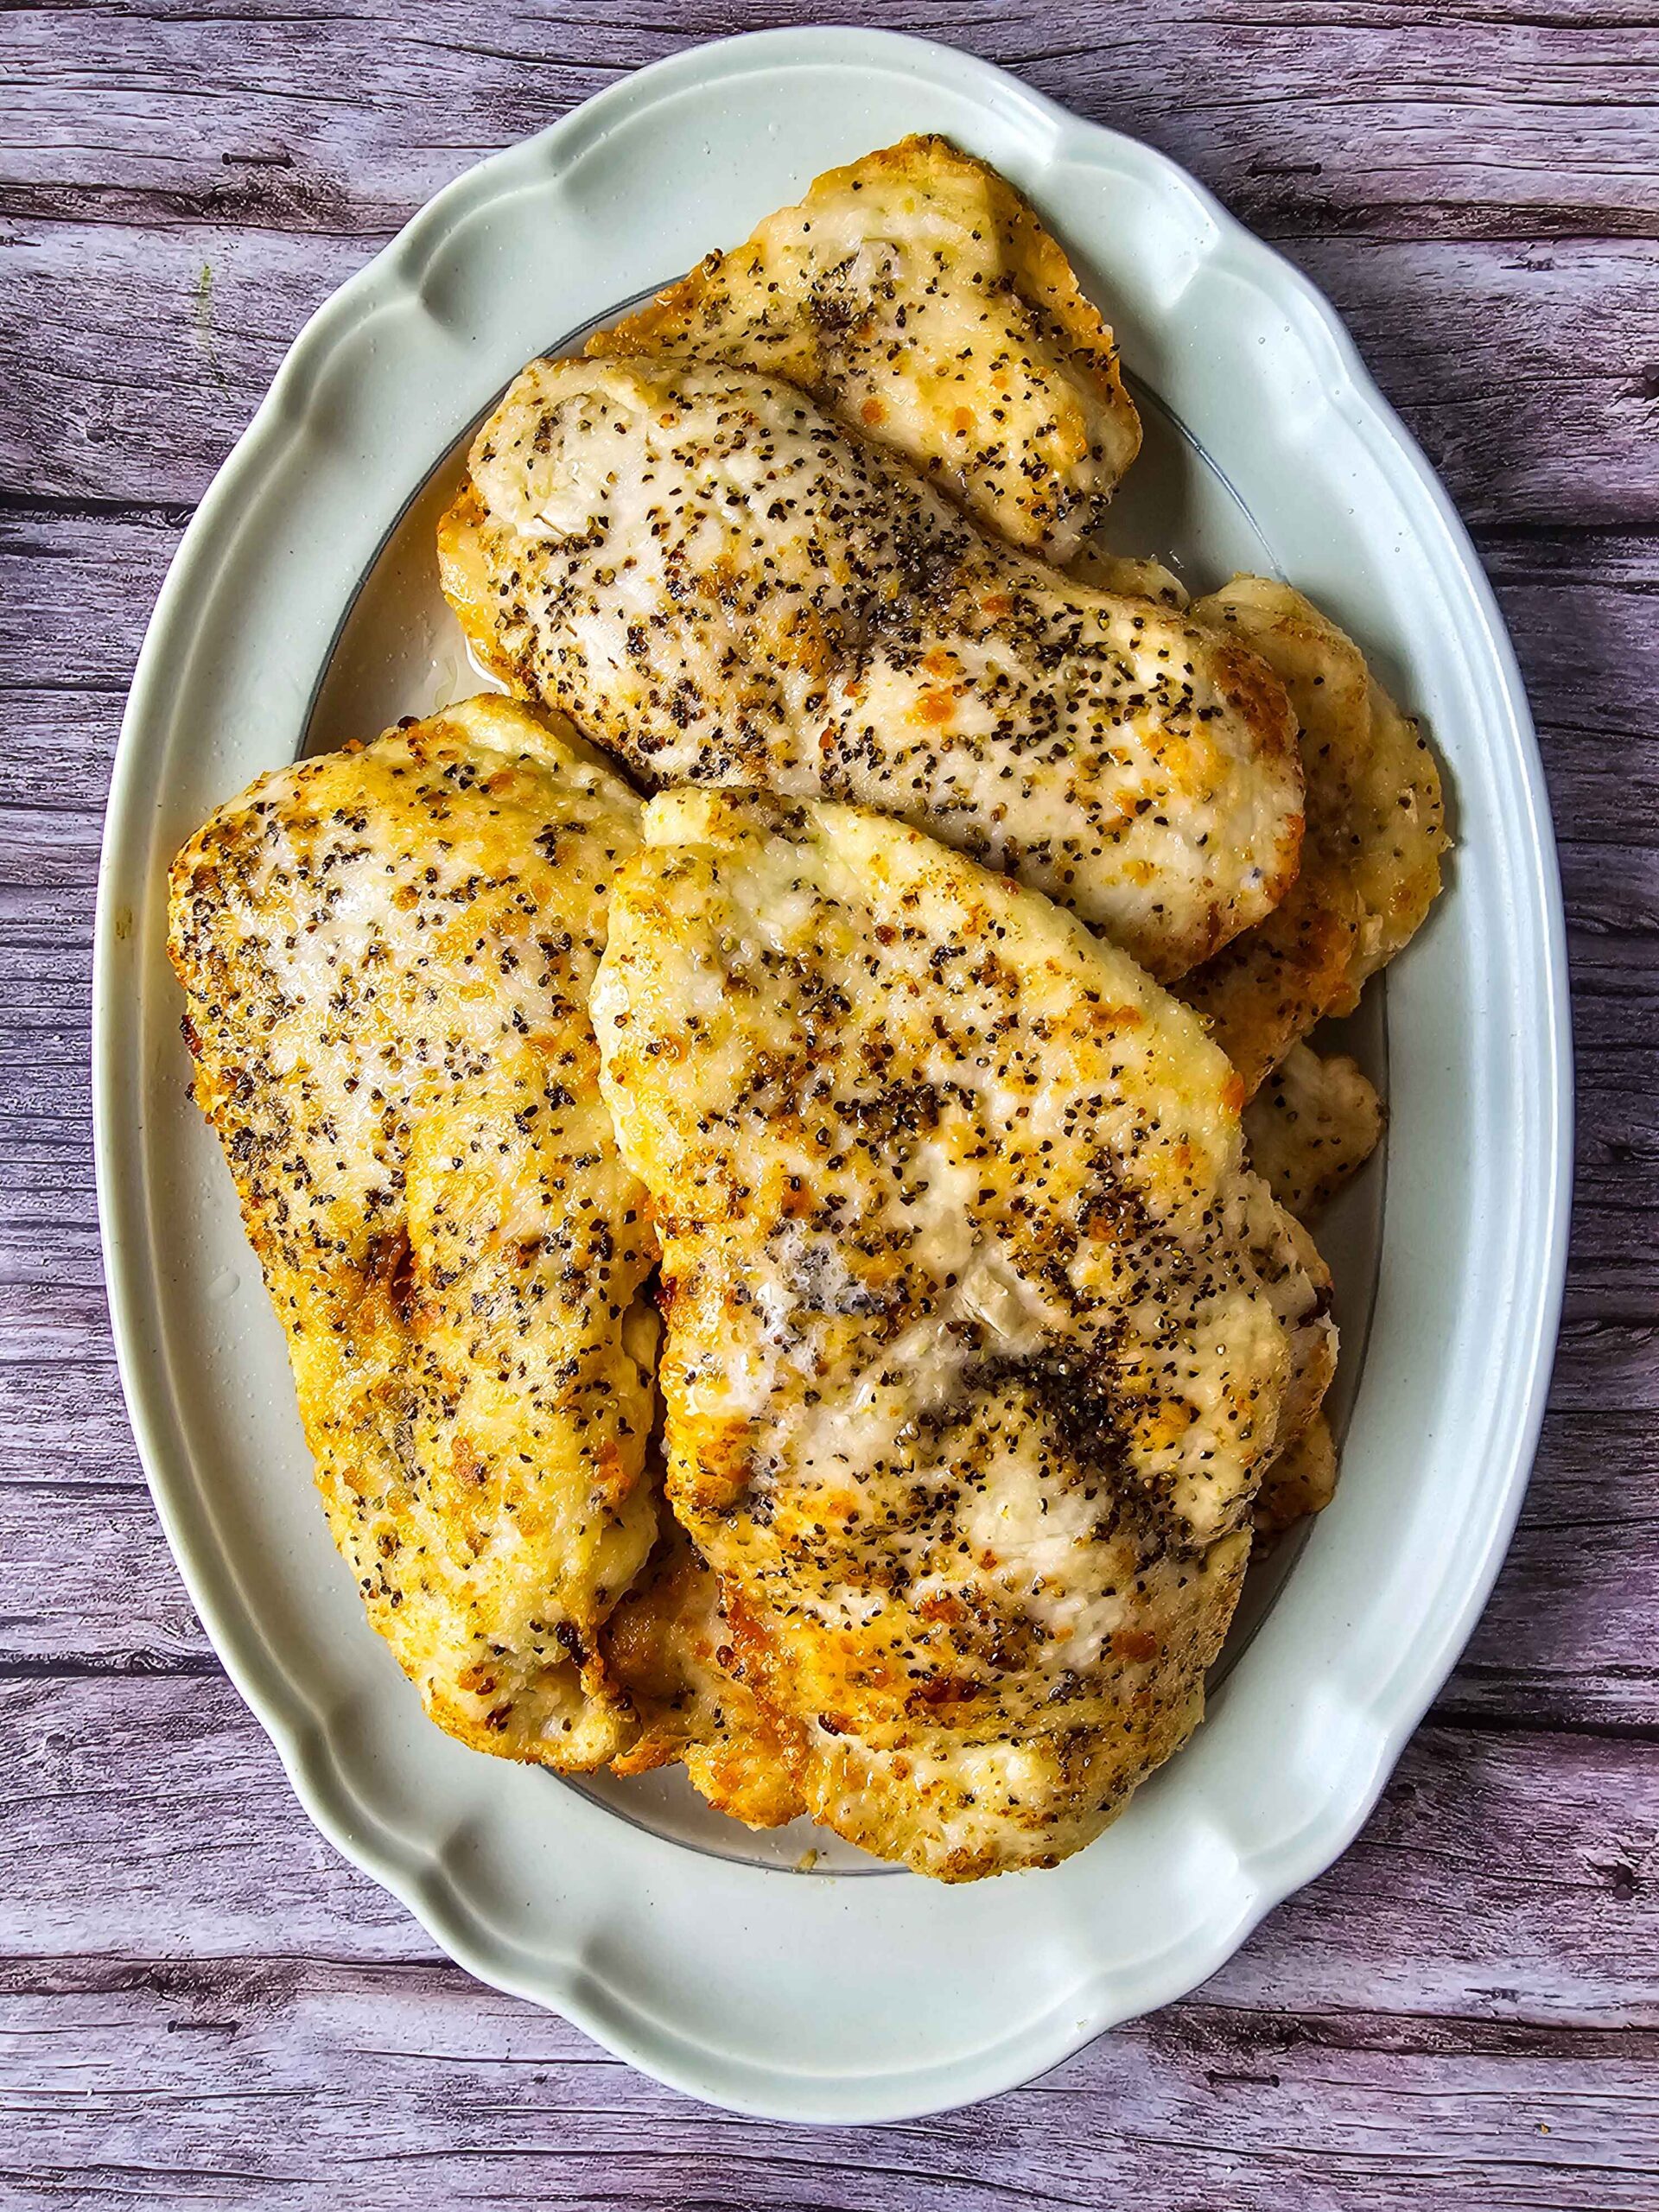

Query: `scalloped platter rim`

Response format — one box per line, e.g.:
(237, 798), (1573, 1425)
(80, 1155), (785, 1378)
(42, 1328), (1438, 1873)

(94, 27), (1570, 2123)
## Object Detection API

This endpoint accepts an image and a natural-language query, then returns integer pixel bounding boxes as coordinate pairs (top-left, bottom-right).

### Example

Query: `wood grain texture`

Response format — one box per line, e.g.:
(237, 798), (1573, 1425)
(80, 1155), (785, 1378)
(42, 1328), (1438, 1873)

(3, 1678), (1656, 2204)
(5, 1961), (1656, 2211)
(9, 0), (1658, 243)
(7, 226), (1658, 525)
(3, 2), (1657, 2202)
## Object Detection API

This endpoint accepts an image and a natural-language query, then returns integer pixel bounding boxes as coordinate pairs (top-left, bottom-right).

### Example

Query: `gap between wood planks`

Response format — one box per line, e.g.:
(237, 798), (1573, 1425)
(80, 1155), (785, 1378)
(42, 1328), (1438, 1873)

(1, 1643), (1655, 1748)
(4, 226), (1658, 526)
(5, 181), (1656, 249)
(8, 0), (1659, 251)
(3, 1954), (1652, 2055)
(5, 493), (1656, 543)
(1, 1960), (1655, 2212)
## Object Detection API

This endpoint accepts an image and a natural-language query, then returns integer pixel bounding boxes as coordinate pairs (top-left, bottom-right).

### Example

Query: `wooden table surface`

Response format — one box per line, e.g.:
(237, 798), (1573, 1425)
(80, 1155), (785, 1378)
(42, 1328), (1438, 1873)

(5, 3), (1657, 2204)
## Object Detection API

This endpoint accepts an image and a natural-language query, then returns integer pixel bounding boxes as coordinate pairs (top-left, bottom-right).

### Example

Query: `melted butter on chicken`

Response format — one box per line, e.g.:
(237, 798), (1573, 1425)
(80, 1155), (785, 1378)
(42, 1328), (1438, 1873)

(592, 790), (1334, 1878)
(168, 696), (658, 1770)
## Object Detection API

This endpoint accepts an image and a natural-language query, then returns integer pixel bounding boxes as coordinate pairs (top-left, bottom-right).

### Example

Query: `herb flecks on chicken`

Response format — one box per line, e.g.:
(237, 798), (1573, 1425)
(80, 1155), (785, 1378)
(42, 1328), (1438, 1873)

(593, 791), (1334, 1878)
(440, 356), (1302, 982)
(168, 696), (658, 1770)
(1178, 578), (1448, 1095)
(594, 133), (1141, 563)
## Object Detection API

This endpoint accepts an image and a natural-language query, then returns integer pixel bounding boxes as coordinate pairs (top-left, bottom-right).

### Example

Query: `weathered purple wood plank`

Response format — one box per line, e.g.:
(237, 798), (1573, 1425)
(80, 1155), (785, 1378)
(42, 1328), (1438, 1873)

(5, 222), (1657, 526)
(3, 1675), (1656, 2023)
(1440, 1419), (1659, 1726)
(3, 1962), (1656, 2209)
(1287, 238), (1659, 531)
(8, 0), (1658, 242)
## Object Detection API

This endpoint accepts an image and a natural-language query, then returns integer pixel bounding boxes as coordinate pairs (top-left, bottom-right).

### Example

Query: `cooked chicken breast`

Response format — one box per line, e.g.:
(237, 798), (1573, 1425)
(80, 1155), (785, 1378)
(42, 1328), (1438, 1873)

(168, 696), (658, 1770)
(1254, 1414), (1339, 1536)
(1177, 579), (1448, 1092)
(603, 1522), (806, 1828)
(1246, 1173), (1338, 1459)
(1240, 1039), (1388, 1538)
(592, 790), (1334, 1879)
(1350, 679), (1450, 982)
(593, 134), (1141, 563)
(440, 357), (1302, 982)
(1244, 1041), (1386, 1220)
(1069, 545), (1190, 607)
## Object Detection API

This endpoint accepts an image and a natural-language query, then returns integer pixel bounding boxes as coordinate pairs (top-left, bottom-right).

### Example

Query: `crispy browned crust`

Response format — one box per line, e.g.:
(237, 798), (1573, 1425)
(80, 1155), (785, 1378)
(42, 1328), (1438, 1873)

(603, 1528), (805, 1828)
(721, 1532), (1248, 1885)
(1179, 579), (1448, 1091)
(1253, 1414), (1339, 1536)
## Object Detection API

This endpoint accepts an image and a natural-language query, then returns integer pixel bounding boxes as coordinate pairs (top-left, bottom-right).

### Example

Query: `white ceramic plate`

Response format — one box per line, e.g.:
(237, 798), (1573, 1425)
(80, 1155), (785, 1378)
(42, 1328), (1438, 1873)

(95, 28), (1570, 2122)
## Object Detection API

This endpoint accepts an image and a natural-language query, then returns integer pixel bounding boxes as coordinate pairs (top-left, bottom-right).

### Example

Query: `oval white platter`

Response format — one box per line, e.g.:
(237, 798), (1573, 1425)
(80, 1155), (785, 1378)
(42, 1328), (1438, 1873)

(95, 27), (1570, 2123)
